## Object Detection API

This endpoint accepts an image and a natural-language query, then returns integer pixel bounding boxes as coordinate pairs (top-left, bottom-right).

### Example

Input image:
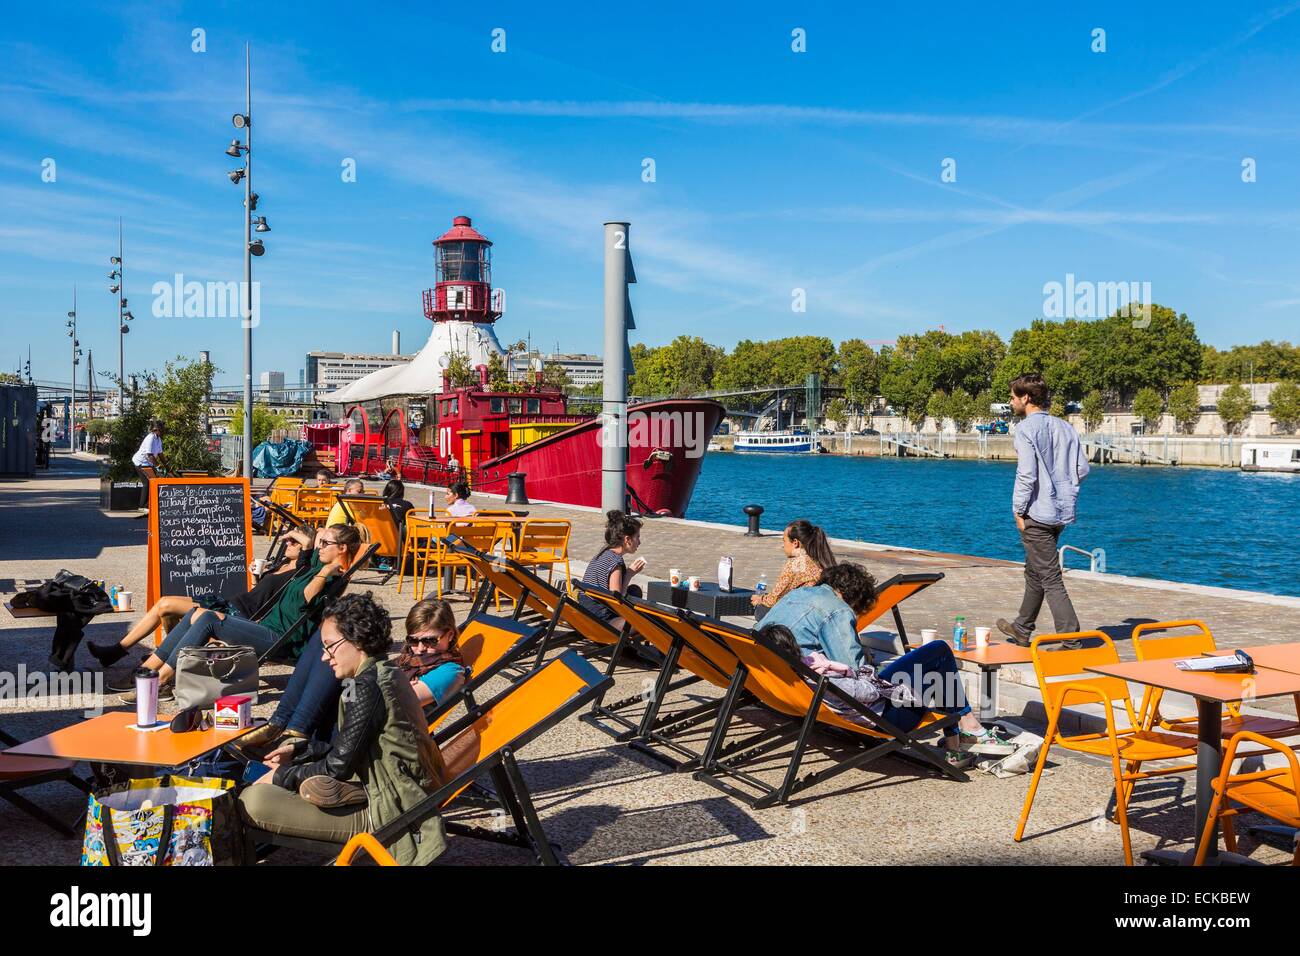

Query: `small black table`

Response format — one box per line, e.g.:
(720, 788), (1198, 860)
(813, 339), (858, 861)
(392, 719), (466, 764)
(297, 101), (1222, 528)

(646, 580), (756, 618)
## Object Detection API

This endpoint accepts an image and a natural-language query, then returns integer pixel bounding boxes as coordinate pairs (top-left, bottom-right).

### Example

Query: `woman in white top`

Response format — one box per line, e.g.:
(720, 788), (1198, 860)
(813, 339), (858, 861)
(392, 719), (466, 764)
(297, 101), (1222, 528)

(443, 481), (476, 517)
(131, 420), (165, 509)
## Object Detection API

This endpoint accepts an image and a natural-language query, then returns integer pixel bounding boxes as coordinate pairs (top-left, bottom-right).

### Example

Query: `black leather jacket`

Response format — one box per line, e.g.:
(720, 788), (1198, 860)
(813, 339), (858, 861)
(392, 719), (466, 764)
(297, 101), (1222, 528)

(273, 664), (386, 792)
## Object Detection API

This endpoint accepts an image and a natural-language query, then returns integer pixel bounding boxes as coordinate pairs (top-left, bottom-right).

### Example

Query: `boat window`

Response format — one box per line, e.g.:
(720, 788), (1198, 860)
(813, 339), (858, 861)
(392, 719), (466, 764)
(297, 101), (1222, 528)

(527, 398), (540, 414)
(448, 398), (458, 415)
(509, 398), (522, 414)
(491, 398), (505, 413)
(1292, 449), (1300, 463)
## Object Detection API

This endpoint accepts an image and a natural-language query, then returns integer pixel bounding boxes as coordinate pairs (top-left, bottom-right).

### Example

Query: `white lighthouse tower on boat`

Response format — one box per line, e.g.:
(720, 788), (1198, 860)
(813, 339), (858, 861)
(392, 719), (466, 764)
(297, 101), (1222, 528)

(323, 215), (506, 404)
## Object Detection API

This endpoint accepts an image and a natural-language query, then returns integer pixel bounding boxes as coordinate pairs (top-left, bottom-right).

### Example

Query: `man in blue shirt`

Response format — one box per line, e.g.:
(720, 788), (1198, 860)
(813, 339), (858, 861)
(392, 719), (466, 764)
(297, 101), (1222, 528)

(997, 373), (1090, 650)
(759, 564), (877, 668)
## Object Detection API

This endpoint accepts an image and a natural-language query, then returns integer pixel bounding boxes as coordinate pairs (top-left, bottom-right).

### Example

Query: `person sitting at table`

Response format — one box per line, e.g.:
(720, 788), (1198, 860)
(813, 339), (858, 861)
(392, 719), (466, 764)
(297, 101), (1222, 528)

(236, 597), (467, 757)
(760, 622), (1015, 762)
(111, 525), (363, 700)
(312, 468), (335, 486)
(238, 592), (448, 865)
(383, 479), (414, 527)
(577, 510), (645, 628)
(87, 530), (314, 670)
(751, 519), (838, 609)
(443, 480), (476, 517)
(326, 478), (366, 527)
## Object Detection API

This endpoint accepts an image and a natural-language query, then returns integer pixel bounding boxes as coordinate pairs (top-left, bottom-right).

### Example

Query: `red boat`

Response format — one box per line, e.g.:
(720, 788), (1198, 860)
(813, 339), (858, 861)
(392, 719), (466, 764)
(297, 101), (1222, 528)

(313, 216), (723, 517)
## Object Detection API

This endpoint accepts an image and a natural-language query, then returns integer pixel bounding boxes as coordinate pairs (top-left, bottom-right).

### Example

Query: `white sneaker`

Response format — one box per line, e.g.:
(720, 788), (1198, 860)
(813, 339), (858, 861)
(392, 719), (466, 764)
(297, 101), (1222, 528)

(958, 728), (1017, 756)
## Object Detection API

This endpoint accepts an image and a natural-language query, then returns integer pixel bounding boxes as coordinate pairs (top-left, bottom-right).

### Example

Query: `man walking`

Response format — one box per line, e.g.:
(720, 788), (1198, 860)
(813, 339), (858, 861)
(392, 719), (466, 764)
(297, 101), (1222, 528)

(132, 419), (166, 511)
(996, 373), (1090, 649)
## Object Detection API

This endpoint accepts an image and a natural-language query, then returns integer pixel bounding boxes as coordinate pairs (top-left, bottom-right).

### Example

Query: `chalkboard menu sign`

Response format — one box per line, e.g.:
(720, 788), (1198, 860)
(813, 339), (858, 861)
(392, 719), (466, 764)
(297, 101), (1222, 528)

(147, 477), (252, 612)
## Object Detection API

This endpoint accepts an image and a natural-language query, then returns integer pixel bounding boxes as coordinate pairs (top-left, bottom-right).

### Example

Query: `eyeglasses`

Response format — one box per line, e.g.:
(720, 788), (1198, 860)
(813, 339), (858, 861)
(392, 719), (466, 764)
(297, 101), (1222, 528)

(322, 636), (349, 659)
(319, 537), (339, 547)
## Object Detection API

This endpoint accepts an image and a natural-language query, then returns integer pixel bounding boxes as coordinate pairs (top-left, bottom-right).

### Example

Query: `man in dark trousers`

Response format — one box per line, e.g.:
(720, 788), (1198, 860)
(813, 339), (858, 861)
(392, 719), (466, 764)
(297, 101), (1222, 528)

(997, 373), (1090, 650)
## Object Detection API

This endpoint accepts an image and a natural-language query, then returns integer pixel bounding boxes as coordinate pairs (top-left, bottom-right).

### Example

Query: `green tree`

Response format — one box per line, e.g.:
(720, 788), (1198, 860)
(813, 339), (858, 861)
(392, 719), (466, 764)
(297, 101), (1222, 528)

(1167, 382), (1202, 435)
(1131, 387), (1164, 433)
(540, 361), (573, 390)
(1217, 383), (1252, 435)
(84, 418), (112, 450)
(106, 356), (219, 479)
(230, 402), (292, 448)
(1201, 341), (1300, 384)
(925, 391), (950, 431)
(835, 339), (880, 408)
(947, 388), (977, 432)
(446, 352), (477, 388)
(971, 389), (994, 425)
(0, 371), (23, 385)
(1269, 381), (1300, 434)
(824, 398), (849, 429)
(1087, 304), (1202, 400)
(1080, 390), (1105, 433)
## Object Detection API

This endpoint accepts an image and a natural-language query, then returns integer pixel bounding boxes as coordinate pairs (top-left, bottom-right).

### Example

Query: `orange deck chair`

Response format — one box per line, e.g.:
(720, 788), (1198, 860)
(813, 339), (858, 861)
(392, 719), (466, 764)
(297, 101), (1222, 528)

(1013, 631), (1198, 866)
(253, 650), (612, 866)
(1194, 730), (1300, 866)
(0, 726), (90, 836)
(679, 613), (967, 808)
(854, 572), (944, 660)
(336, 494), (404, 583)
(423, 614), (541, 733)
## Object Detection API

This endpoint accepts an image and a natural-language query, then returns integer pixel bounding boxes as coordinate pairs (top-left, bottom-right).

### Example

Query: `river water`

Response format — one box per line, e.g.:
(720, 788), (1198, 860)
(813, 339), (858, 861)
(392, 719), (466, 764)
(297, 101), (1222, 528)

(687, 453), (1300, 598)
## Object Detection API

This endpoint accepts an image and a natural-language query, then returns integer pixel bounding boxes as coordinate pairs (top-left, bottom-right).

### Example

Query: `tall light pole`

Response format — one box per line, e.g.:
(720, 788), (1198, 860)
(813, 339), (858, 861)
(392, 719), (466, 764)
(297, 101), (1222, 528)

(108, 218), (134, 414)
(65, 288), (81, 453)
(227, 43), (269, 478)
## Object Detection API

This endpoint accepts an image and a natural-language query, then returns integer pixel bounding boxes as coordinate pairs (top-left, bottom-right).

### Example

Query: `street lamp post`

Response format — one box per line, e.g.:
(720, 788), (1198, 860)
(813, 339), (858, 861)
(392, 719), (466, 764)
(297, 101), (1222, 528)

(227, 43), (269, 479)
(65, 288), (81, 453)
(108, 218), (134, 414)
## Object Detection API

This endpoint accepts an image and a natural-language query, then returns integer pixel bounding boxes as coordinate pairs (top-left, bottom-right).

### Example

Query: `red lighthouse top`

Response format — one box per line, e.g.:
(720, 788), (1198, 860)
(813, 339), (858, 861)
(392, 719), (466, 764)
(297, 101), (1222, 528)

(423, 215), (501, 323)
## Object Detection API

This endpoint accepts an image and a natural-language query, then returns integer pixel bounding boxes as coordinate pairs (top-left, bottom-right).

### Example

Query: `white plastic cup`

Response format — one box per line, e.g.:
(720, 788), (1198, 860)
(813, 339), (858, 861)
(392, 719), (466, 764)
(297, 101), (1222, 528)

(975, 626), (991, 648)
(135, 669), (158, 728)
(250, 558), (266, 578)
(669, 568), (682, 587)
(687, 576), (701, 591)
(115, 590), (133, 612)
(920, 628), (939, 644)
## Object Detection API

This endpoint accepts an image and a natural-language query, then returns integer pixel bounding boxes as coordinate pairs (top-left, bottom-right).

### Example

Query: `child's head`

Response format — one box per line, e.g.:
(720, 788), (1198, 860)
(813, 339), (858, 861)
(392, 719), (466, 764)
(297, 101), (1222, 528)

(757, 624), (801, 663)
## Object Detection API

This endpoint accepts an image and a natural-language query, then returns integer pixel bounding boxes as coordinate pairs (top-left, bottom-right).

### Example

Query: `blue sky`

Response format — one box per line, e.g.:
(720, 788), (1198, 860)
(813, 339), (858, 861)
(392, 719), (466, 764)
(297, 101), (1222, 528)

(5, 1), (1300, 391)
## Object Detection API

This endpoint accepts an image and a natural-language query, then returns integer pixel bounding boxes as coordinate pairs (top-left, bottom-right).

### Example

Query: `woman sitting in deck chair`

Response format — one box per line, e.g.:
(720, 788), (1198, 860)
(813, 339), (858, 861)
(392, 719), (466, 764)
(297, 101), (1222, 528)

(236, 598), (467, 757)
(239, 593), (448, 864)
(89, 530), (314, 671)
(109, 525), (363, 701)
(577, 510), (646, 630)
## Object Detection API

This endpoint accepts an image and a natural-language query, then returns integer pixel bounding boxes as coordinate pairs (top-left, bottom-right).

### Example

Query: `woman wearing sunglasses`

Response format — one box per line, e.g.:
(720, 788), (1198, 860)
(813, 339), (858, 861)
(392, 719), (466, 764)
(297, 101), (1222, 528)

(239, 592), (448, 864)
(111, 525), (362, 701)
(236, 598), (466, 758)
(90, 530), (314, 671)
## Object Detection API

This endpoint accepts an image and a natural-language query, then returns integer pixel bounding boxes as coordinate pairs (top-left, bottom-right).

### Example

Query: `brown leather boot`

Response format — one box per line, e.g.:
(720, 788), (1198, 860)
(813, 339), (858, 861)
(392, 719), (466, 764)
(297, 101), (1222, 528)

(300, 775), (368, 808)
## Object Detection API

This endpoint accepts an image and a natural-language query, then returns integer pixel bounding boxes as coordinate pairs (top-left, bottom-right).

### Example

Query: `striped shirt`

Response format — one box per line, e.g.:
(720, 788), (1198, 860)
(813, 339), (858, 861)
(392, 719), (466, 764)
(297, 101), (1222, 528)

(579, 548), (626, 621)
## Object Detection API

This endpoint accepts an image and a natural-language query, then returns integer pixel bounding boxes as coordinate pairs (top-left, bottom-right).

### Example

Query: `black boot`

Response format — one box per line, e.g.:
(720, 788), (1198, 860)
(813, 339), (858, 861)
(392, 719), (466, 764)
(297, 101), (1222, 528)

(87, 640), (128, 668)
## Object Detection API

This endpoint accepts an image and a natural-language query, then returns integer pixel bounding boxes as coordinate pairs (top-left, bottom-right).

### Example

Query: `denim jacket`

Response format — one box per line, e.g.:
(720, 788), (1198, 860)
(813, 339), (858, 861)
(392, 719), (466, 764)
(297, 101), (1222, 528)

(759, 584), (864, 668)
(1012, 412), (1090, 526)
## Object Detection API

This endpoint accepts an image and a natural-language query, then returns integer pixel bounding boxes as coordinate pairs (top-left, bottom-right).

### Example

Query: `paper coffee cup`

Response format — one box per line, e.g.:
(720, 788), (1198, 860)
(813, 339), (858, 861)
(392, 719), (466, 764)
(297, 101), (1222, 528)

(920, 628), (938, 644)
(687, 576), (701, 591)
(669, 568), (682, 587)
(975, 626), (991, 648)
(116, 590), (133, 612)
(250, 558), (266, 578)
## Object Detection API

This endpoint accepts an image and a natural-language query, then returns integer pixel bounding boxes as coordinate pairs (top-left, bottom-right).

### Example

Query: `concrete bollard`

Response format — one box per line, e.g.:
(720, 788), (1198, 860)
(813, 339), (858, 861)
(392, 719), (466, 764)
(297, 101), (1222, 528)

(506, 472), (530, 505)
(743, 504), (764, 536)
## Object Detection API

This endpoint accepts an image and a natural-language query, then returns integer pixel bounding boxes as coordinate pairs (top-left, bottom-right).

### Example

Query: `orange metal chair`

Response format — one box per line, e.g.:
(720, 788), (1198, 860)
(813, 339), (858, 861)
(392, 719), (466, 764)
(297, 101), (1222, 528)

(1014, 631), (1198, 865)
(0, 728), (91, 836)
(422, 520), (501, 600)
(292, 486), (337, 528)
(1194, 730), (1300, 866)
(397, 515), (442, 595)
(510, 520), (572, 587)
(265, 478), (303, 535)
(1132, 620), (1300, 739)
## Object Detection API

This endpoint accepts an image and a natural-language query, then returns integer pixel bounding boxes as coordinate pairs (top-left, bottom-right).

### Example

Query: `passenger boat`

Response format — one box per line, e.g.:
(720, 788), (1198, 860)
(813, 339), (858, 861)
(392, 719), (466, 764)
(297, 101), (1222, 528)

(734, 430), (815, 453)
(311, 216), (723, 516)
(1241, 442), (1300, 473)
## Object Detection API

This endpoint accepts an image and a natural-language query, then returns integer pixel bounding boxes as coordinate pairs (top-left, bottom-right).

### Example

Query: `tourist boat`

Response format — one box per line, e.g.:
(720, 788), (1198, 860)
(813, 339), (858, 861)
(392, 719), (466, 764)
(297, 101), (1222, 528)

(1240, 442), (1300, 473)
(311, 216), (723, 517)
(734, 429), (815, 453)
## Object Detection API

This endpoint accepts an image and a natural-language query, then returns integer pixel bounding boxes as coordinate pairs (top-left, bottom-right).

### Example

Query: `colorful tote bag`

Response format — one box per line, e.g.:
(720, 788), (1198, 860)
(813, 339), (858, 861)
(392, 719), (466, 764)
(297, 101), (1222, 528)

(81, 775), (241, 866)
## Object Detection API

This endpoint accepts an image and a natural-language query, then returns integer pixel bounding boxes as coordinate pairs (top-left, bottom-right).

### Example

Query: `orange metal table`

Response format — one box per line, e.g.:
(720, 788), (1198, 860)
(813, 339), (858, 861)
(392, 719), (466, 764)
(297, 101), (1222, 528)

(952, 641), (1034, 720)
(1086, 657), (1300, 865)
(1220, 642), (1300, 677)
(4, 711), (255, 769)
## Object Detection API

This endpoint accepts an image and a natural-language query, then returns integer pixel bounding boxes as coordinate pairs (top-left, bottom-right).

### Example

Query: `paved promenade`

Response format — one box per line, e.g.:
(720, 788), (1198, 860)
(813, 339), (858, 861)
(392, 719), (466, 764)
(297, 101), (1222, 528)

(1, 453), (1296, 865)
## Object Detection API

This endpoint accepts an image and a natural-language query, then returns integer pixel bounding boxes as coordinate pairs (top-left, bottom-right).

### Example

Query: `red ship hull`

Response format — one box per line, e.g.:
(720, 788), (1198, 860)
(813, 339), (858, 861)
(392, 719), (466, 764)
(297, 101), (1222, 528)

(471, 399), (724, 516)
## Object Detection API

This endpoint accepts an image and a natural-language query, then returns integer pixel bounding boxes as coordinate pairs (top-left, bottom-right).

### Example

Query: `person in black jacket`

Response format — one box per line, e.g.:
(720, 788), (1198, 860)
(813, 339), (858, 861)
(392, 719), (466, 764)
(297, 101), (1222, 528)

(238, 592), (448, 860)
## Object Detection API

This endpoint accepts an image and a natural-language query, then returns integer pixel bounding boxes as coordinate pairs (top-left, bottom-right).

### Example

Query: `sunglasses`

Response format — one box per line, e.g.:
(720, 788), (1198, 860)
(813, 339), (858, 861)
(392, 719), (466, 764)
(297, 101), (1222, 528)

(406, 632), (449, 648)
(169, 706), (213, 733)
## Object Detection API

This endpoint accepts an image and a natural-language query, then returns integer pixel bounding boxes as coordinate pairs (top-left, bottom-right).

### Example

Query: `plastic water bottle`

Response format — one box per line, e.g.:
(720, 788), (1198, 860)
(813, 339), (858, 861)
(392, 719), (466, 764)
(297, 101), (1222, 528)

(953, 615), (967, 651)
(756, 573), (768, 594)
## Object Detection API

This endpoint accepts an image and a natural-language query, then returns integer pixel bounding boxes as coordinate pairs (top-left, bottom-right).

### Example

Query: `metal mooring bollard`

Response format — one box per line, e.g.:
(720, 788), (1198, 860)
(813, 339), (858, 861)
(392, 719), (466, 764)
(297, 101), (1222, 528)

(505, 472), (530, 505)
(743, 504), (764, 536)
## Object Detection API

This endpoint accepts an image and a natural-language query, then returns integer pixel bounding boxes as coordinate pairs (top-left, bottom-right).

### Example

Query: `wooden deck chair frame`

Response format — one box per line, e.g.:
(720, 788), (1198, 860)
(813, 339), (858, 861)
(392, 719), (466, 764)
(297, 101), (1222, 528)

(451, 540), (622, 668)
(687, 614), (967, 808)
(569, 581), (738, 770)
(257, 543), (380, 664)
(1013, 631), (1198, 866)
(854, 571), (944, 659)
(246, 650), (613, 866)
(0, 726), (92, 836)
(337, 494), (404, 584)
(423, 614), (541, 732)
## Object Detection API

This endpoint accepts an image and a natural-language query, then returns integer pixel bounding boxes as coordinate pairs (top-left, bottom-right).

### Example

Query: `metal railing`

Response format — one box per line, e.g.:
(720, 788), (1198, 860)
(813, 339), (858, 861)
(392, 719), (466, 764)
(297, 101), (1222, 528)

(1059, 544), (1106, 573)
